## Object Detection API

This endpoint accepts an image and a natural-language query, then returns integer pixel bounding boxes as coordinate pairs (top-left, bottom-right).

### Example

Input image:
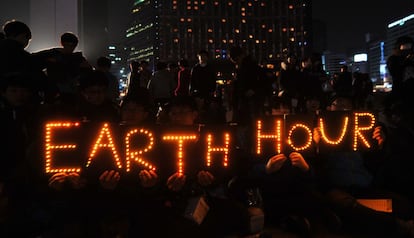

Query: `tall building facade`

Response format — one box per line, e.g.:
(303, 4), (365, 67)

(24, 0), (109, 65)
(386, 13), (414, 58)
(126, 0), (312, 66)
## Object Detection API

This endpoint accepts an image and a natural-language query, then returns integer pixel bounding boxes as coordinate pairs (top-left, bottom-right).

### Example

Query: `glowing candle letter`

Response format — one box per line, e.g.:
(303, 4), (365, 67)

(353, 112), (376, 151)
(162, 134), (197, 175)
(287, 124), (313, 151)
(256, 119), (283, 155)
(318, 117), (349, 145)
(206, 133), (230, 167)
(125, 128), (156, 172)
(86, 123), (122, 169)
(44, 122), (81, 173)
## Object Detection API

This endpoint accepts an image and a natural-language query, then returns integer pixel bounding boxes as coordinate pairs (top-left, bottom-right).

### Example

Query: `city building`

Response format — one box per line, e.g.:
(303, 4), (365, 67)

(23, 0), (110, 65)
(367, 40), (387, 85)
(126, 0), (313, 67)
(322, 51), (347, 76)
(385, 13), (414, 58)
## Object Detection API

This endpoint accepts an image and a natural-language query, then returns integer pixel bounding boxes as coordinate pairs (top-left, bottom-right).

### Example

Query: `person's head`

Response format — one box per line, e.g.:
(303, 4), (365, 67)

(0, 73), (33, 107)
(228, 45), (244, 65)
(305, 96), (321, 113)
(120, 93), (151, 125)
(178, 58), (189, 69)
(96, 56), (112, 71)
(340, 65), (348, 73)
(196, 50), (209, 65)
(270, 97), (291, 115)
(129, 61), (140, 72)
(395, 35), (414, 57)
(167, 62), (178, 72)
(2, 20), (31, 48)
(327, 94), (353, 111)
(60, 32), (79, 53)
(139, 60), (149, 71)
(79, 70), (108, 105)
(155, 61), (168, 71)
(301, 57), (312, 69)
(167, 96), (198, 126)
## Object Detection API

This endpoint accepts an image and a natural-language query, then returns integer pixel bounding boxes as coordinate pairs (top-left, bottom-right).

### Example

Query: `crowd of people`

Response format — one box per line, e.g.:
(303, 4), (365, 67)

(1, 19), (414, 238)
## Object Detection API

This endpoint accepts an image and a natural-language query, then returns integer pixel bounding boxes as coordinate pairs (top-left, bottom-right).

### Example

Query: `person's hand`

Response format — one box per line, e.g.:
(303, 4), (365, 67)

(139, 170), (158, 188)
(245, 89), (255, 97)
(197, 170), (215, 187)
(265, 154), (288, 174)
(166, 172), (186, 192)
(67, 172), (85, 189)
(48, 172), (68, 191)
(372, 126), (385, 148)
(313, 127), (321, 144)
(289, 152), (309, 172)
(99, 170), (120, 190)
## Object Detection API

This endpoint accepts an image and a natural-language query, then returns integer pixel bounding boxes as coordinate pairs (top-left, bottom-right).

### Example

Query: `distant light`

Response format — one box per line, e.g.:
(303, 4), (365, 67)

(108, 46), (116, 50)
(388, 14), (414, 28)
(354, 53), (367, 62)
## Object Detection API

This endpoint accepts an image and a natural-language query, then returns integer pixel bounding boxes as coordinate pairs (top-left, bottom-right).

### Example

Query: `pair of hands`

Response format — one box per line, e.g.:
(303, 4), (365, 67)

(166, 170), (215, 192)
(266, 152), (309, 174)
(48, 169), (159, 191)
(48, 172), (85, 191)
(99, 169), (158, 189)
(313, 126), (385, 148)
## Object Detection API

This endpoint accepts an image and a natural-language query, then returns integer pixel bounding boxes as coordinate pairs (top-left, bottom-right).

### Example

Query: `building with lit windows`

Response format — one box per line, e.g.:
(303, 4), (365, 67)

(386, 13), (414, 58)
(126, 0), (312, 67)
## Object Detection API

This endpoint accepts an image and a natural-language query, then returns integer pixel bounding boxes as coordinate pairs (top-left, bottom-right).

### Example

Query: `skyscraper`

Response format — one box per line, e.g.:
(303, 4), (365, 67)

(126, 0), (312, 66)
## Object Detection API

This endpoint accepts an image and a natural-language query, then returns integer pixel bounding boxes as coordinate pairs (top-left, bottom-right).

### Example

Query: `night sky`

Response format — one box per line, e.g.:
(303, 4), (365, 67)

(312, 0), (414, 53)
(1, 1), (414, 54)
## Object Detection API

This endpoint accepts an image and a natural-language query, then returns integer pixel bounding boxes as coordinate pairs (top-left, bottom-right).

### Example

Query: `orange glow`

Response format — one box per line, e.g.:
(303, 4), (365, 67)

(318, 116), (349, 145)
(206, 133), (230, 167)
(353, 112), (376, 151)
(162, 134), (198, 175)
(125, 128), (156, 172)
(86, 123), (122, 169)
(287, 124), (313, 151)
(256, 119), (282, 155)
(44, 122), (81, 173)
